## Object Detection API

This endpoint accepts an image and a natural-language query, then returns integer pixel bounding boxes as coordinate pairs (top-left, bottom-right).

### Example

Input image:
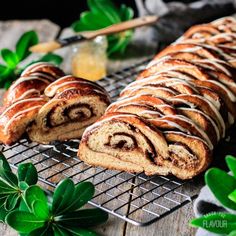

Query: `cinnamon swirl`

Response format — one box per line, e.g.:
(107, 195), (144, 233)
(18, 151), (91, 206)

(27, 75), (111, 144)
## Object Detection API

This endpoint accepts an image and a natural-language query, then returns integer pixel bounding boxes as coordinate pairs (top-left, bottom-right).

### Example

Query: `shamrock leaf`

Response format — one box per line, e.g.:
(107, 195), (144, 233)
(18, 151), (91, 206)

(24, 186), (49, 219)
(205, 168), (236, 210)
(0, 154), (108, 235)
(53, 225), (70, 236)
(56, 208), (109, 227)
(229, 230), (236, 236)
(0, 30), (63, 89)
(1, 49), (18, 68)
(0, 206), (9, 222)
(228, 189), (236, 203)
(27, 225), (51, 236)
(18, 163), (38, 186)
(0, 170), (18, 188)
(55, 181), (95, 215)
(52, 178), (75, 215)
(6, 211), (45, 233)
(4, 193), (20, 211)
(37, 53), (63, 65)
(64, 227), (98, 236)
(16, 30), (38, 61)
(0, 153), (12, 172)
(226, 155), (236, 178)
(72, 0), (134, 56)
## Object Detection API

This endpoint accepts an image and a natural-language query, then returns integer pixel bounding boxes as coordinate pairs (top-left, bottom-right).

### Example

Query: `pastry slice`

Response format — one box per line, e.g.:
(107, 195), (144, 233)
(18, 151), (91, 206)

(78, 112), (211, 179)
(27, 75), (111, 144)
(0, 98), (46, 145)
(3, 62), (65, 106)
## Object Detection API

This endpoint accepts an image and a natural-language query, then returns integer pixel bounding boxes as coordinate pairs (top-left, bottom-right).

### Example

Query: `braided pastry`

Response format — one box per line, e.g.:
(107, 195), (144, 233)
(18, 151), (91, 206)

(0, 63), (110, 145)
(78, 16), (236, 179)
(3, 62), (65, 106)
(27, 75), (110, 144)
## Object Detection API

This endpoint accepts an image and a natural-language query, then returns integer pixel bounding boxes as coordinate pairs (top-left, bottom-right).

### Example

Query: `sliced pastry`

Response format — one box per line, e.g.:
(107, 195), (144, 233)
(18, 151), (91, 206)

(27, 75), (111, 144)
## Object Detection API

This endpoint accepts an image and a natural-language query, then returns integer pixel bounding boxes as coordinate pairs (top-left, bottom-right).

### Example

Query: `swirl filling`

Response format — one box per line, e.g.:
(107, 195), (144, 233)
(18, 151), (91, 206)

(45, 103), (94, 128)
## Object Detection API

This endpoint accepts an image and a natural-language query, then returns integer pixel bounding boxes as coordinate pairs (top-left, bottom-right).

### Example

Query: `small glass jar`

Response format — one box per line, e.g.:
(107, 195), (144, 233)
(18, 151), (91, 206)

(71, 36), (108, 81)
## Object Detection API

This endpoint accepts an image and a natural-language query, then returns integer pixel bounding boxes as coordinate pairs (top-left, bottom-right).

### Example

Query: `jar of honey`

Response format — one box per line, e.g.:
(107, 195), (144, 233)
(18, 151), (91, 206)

(71, 36), (108, 81)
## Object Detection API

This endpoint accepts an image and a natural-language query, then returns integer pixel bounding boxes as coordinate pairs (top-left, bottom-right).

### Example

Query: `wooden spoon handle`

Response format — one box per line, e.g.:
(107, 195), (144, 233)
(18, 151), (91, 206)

(81, 15), (158, 39)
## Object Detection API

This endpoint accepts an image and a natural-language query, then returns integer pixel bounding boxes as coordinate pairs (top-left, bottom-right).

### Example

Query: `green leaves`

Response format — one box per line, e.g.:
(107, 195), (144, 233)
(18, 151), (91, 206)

(52, 178), (75, 215)
(191, 213), (236, 234)
(72, 0), (134, 56)
(191, 155), (236, 235)
(24, 186), (49, 219)
(66, 181), (95, 212)
(18, 163), (38, 185)
(226, 155), (236, 178)
(0, 159), (38, 222)
(56, 208), (109, 227)
(0, 154), (108, 235)
(65, 227), (98, 236)
(6, 211), (45, 233)
(0, 153), (11, 172)
(88, 0), (121, 23)
(228, 189), (236, 203)
(0, 30), (63, 89)
(52, 179), (95, 215)
(205, 168), (236, 210)
(37, 53), (63, 65)
(16, 31), (38, 61)
(1, 49), (19, 68)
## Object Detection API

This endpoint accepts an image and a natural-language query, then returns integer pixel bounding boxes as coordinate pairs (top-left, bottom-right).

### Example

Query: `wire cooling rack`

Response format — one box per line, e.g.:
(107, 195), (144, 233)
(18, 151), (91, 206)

(0, 58), (201, 226)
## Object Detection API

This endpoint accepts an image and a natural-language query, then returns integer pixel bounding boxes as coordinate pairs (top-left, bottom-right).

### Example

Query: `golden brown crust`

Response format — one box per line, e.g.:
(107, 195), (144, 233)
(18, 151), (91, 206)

(78, 16), (236, 180)
(0, 98), (47, 145)
(0, 65), (110, 145)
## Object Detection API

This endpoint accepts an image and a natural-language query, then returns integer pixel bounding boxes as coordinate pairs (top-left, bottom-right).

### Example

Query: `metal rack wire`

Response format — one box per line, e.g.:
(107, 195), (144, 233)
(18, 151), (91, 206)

(0, 58), (199, 226)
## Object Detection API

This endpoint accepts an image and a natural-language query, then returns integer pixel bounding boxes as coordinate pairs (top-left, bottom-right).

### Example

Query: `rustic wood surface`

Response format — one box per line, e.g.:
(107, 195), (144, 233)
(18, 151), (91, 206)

(0, 20), (199, 236)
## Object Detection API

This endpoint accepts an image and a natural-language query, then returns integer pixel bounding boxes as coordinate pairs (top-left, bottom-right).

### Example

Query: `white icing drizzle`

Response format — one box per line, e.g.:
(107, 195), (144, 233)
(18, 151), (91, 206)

(109, 93), (167, 111)
(156, 115), (213, 149)
(177, 46), (203, 53)
(4, 105), (42, 134)
(55, 85), (105, 97)
(45, 75), (105, 97)
(21, 62), (56, 76)
(192, 59), (232, 76)
(146, 55), (171, 68)
(122, 86), (177, 98)
(190, 43), (234, 60)
(178, 107), (220, 141)
(84, 113), (141, 133)
(0, 98), (45, 118)
(215, 75), (236, 90)
(30, 72), (55, 82)
(210, 32), (236, 41)
(9, 76), (50, 92)
(163, 131), (211, 150)
(126, 74), (194, 91)
(158, 71), (194, 81)
(171, 95), (226, 137)
(138, 110), (163, 117)
(14, 89), (40, 101)
(195, 80), (236, 102)
(212, 17), (236, 26)
(146, 63), (196, 76)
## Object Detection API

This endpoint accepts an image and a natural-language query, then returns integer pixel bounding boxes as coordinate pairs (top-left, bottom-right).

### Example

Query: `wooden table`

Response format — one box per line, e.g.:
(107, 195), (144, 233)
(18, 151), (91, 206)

(0, 20), (198, 236)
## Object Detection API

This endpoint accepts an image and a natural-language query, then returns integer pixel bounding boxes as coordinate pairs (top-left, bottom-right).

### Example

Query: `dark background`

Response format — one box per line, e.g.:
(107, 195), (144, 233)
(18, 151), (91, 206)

(0, 0), (136, 27)
(0, 0), (200, 28)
